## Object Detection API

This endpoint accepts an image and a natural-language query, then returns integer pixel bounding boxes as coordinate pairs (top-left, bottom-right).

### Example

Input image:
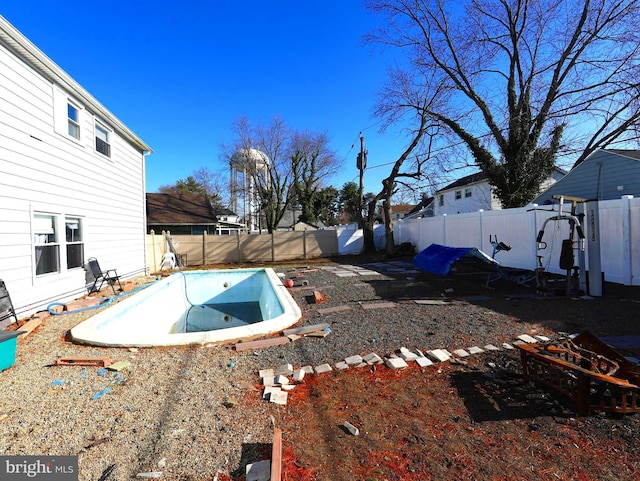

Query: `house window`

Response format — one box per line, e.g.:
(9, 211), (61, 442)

(95, 122), (111, 157)
(34, 214), (59, 275)
(68, 102), (81, 140)
(465, 188), (472, 198)
(455, 190), (462, 200)
(65, 217), (84, 269)
(439, 195), (444, 206)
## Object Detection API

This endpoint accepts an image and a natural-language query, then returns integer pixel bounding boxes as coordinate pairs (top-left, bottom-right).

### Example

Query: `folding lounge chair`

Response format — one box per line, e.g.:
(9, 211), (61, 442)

(0, 279), (18, 330)
(88, 258), (123, 294)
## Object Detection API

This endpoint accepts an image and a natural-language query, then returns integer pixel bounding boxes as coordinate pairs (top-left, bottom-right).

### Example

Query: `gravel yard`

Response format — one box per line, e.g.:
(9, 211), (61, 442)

(1, 255), (640, 480)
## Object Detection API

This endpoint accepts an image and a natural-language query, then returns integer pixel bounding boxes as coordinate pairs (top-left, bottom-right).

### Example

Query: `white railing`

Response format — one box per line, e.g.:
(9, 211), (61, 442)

(395, 196), (639, 286)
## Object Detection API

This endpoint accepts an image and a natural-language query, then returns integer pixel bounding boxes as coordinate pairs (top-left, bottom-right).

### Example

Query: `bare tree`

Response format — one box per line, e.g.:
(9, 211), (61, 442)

(365, 0), (640, 208)
(290, 130), (341, 224)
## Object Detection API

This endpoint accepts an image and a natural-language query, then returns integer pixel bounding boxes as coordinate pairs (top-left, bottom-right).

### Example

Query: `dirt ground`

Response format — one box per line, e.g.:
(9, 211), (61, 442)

(268, 258), (640, 481)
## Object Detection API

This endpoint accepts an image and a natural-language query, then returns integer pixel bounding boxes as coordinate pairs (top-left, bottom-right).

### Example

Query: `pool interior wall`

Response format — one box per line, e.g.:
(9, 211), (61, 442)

(70, 268), (302, 347)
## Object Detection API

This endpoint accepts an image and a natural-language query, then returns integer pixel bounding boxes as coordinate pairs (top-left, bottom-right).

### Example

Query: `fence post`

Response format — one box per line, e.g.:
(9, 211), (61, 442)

(442, 214), (447, 245)
(150, 229), (157, 273)
(237, 231), (242, 263)
(478, 210), (484, 250)
(303, 230), (308, 259)
(622, 195), (634, 286)
(203, 231), (207, 266)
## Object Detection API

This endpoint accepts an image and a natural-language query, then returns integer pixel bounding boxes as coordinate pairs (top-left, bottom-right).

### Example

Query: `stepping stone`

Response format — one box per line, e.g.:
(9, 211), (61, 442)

(484, 344), (501, 351)
(459, 295), (491, 301)
(317, 305), (352, 315)
(335, 361), (349, 370)
(363, 353), (383, 365)
(535, 335), (551, 342)
(426, 349), (452, 362)
(345, 355), (363, 365)
(258, 369), (274, 378)
(517, 334), (538, 344)
(385, 357), (409, 369)
(399, 347), (419, 361)
(301, 365), (314, 374)
(413, 299), (452, 305)
(335, 271), (358, 277)
(314, 363), (332, 374)
(416, 357), (433, 367)
(453, 349), (470, 358)
(468, 346), (484, 355)
(361, 301), (397, 310)
(502, 343), (514, 350)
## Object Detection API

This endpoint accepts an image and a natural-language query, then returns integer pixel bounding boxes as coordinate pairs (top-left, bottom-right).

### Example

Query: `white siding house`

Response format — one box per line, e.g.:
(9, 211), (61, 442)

(0, 16), (152, 316)
(434, 169), (564, 216)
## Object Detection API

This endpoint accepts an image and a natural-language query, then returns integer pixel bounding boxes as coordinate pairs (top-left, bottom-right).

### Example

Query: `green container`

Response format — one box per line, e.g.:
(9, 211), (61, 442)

(0, 330), (22, 372)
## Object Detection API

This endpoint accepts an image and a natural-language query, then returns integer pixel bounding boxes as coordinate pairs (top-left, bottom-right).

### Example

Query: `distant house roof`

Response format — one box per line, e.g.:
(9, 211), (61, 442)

(390, 204), (417, 215)
(146, 193), (223, 225)
(406, 197), (434, 217)
(437, 167), (567, 193)
(437, 172), (487, 192)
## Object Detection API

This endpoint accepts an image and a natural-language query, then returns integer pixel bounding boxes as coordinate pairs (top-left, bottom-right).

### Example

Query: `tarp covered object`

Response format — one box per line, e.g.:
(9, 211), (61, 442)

(413, 243), (499, 276)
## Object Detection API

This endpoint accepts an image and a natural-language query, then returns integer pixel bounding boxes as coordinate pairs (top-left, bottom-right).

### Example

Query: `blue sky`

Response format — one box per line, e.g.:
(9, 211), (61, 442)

(2, 1), (417, 198)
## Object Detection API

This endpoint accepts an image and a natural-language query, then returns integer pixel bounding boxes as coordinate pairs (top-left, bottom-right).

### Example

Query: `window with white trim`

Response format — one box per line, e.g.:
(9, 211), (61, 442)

(67, 102), (81, 139)
(33, 213), (85, 276)
(465, 188), (472, 198)
(439, 194), (444, 206)
(65, 217), (84, 269)
(455, 190), (462, 200)
(34, 214), (59, 275)
(95, 121), (111, 157)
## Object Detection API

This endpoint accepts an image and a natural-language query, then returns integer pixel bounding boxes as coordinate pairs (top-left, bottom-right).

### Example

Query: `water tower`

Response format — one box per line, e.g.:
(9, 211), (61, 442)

(230, 148), (270, 232)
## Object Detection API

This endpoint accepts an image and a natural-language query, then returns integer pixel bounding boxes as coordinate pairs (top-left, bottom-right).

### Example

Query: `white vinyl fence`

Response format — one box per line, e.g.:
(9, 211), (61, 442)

(395, 196), (640, 287)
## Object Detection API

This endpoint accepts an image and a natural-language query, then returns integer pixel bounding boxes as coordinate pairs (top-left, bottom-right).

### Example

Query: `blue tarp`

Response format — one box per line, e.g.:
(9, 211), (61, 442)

(413, 244), (475, 276)
(413, 243), (502, 276)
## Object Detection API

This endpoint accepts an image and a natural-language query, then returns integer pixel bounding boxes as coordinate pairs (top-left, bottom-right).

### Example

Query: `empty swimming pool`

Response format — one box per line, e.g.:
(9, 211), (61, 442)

(70, 268), (302, 347)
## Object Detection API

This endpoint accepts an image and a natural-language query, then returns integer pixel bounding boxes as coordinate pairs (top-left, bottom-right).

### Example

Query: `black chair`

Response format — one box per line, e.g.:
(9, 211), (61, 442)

(0, 279), (18, 330)
(88, 258), (123, 294)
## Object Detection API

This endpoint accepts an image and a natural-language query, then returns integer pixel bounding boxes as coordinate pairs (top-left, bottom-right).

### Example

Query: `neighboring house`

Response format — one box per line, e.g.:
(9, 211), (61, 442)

(389, 204), (417, 222)
(433, 169), (565, 216)
(146, 193), (243, 235)
(531, 149), (640, 205)
(291, 221), (322, 231)
(404, 197), (435, 219)
(0, 16), (152, 316)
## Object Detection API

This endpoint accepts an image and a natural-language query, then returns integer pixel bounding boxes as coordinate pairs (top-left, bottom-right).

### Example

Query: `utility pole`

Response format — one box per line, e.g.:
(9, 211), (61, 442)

(357, 134), (366, 228)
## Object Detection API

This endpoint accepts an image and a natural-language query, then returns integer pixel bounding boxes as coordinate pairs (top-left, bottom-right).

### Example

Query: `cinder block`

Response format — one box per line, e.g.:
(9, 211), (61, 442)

(292, 369), (305, 382)
(343, 421), (360, 436)
(335, 361), (349, 370)
(274, 364), (293, 376)
(453, 349), (470, 358)
(301, 365), (314, 374)
(258, 369), (274, 378)
(269, 390), (288, 405)
(263, 386), (281, 400)
(314, 363), (332, 374)
(385, 357), (408, 369)
(274, 375), (290, 385)
(262, 377), (275, 387)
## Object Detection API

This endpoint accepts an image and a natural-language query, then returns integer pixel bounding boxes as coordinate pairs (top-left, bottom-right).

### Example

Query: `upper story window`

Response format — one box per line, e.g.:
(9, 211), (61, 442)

(67, 102), (81, 140)
(455, 190), (462, 200)
(439, 194), (444, 206)
(95, 122), (111, 157)
(465, 188), (472, 198)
